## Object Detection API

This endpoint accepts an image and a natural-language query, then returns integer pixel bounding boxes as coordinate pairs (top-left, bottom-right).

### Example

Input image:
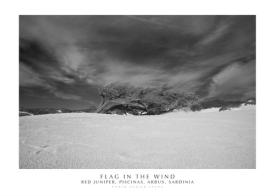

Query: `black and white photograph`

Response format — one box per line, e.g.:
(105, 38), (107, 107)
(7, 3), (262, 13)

(2, 0), (275, 195)
(19, 15), (256, 169)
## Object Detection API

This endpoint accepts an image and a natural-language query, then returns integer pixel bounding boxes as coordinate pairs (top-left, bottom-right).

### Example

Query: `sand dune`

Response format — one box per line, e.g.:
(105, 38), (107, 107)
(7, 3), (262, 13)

(19, 105), (255, 169)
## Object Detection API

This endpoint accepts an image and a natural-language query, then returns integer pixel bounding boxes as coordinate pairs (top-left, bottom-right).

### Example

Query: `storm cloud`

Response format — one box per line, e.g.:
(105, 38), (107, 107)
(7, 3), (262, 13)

(19, 15), (255, 109)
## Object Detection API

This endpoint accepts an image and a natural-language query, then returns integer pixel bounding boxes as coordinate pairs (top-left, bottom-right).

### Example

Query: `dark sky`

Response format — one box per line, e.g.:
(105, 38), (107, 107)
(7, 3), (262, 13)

(19, 15), (255, 109)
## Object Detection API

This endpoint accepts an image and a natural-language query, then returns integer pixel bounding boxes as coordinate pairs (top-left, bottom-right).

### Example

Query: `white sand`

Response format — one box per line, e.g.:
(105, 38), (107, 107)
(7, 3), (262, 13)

(19, 105), (255, 169)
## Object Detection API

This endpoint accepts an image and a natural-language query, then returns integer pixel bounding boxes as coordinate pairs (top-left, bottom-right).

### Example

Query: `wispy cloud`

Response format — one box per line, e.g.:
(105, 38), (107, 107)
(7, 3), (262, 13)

(19, 15), (256, 108)
(207, 60), (256, 100)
